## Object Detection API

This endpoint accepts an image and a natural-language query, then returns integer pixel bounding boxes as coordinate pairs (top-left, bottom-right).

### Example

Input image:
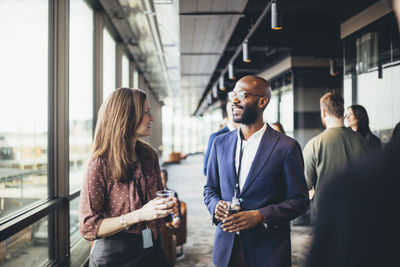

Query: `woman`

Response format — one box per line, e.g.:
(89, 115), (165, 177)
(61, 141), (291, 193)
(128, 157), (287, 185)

(385, 122), (400, 150)
(79, 88), (177, 267)
(345, 104), (382, 151)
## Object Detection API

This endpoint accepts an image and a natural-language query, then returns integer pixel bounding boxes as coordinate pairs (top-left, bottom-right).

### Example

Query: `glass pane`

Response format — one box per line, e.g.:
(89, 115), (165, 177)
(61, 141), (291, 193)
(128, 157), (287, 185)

(392, 22), (400, 62)
(0, 216), (49, 266)
(70, 196), (81, 246)
(280, 89), (294, 137)
(0, 0), (48, 220)
(344, 38), (356, 75)
(133, 67), (139, 89)
(103, 27), (116, 101)
(377, 22), (391, 65)
(69, 0), (94, 193)
(122, 54), (130, 87)
(358, 69), (393, 131)
(263, 92), (279, 124)
(356, 32), (379, 73)
(343, 75), (353, 109)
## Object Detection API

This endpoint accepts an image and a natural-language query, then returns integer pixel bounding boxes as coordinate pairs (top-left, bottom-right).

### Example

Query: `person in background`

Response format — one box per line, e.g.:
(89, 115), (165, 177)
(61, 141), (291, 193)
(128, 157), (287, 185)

(160, 168), (181, 229)
(203, 100), (240, 175)
(307, 2), (400, 266)
(271, 122), (286, 134)
(345, 104), (382, 151)
(79, 88), (177, 267)
(385, 122), (400, 150)
(306, 142), (399, 267)
(303, 92), (370, 219)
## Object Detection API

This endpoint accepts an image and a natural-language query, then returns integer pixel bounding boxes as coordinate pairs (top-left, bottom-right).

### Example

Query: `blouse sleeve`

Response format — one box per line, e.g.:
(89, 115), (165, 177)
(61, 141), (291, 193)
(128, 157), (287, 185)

(79, 158), (107, 241)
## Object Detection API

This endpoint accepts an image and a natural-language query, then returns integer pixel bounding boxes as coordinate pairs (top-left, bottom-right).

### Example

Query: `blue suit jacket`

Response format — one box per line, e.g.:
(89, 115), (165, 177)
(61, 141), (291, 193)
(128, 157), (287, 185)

(204, 125), (309, 267)
(204, 126), (230, 175)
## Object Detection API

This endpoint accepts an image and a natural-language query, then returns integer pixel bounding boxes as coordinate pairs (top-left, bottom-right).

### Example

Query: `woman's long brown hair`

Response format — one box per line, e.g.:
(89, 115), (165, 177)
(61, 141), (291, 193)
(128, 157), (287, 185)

(91, 88), (152, 181)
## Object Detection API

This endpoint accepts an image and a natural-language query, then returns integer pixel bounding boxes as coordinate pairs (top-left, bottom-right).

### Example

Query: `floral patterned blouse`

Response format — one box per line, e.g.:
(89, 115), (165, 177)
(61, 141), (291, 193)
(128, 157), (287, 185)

(79, 143), (163, 241)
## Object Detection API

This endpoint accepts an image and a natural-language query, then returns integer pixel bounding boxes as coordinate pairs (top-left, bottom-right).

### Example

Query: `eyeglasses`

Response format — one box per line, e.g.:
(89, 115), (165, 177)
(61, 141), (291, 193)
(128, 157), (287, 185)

(228, 90), (265, 101)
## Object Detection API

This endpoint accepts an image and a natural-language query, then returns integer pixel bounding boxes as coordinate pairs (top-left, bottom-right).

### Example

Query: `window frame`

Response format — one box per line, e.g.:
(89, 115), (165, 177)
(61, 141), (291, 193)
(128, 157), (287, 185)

(0, 0), (144, 266)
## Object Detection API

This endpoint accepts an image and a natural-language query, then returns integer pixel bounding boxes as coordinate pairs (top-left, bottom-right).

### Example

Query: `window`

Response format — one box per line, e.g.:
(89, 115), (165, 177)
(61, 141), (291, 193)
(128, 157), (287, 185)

(122, 54), (130, 87)
(0, 0), (49, 220)
(377, 22), (391, 65)
(344, 38), (356, 75)
(356, 32), (378, 73)
(133, 67), (139, 88)
(344, 14), (400, 134)
(263, 92), (279, 124)
(280, 89), (294, 137)
(69, 0), (94, 193)
(0, 216), (49, 265)
(70, 196), (81, 246)
(103, 27), (116, 101)
(392, 22), (400, 62)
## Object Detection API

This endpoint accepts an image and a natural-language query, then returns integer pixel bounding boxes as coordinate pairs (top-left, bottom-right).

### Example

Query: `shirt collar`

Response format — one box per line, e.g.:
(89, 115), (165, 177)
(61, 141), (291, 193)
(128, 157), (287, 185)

(237, 123), (267, 143)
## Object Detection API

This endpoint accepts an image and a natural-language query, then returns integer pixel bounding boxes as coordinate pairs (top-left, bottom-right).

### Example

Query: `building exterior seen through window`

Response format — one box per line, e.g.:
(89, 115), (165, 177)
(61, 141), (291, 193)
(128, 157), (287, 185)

(103, 27), (116, 102)
(0, 0), (49, 221)
(122, 54), (130, 88)
(69, 0), (94, 194)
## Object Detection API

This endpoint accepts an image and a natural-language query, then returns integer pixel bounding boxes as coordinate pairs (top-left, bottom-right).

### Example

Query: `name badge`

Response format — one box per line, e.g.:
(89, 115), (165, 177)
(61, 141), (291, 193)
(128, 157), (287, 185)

(142, 228), (153, 249)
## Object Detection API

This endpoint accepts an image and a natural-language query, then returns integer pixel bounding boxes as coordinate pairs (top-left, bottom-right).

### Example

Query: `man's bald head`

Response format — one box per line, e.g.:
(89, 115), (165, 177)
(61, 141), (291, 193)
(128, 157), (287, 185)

(236, 75), (271, 101)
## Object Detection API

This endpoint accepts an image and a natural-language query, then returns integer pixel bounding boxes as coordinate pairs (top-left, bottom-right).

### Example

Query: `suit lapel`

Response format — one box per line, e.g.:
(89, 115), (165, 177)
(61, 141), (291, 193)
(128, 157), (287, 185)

(239, 125), (280, 197)
(223, 130), (238, 198)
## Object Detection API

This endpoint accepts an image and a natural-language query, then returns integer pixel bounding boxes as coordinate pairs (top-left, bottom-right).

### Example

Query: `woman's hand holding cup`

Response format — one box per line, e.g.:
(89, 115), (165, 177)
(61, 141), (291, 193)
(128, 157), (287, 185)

(156, 190), (178, 218)
(138, 196), (176, 221)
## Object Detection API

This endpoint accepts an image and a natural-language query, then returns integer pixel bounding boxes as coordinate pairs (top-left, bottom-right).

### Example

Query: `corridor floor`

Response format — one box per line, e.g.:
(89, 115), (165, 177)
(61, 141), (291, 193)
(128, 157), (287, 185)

(164, 154), (314, 267)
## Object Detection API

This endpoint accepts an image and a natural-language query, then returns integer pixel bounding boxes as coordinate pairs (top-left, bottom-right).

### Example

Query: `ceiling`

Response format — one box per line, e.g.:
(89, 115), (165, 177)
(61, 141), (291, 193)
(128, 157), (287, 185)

(178, 0), (248, 105)
(99, 0), (383, 114)
(190, 0), (380, 115)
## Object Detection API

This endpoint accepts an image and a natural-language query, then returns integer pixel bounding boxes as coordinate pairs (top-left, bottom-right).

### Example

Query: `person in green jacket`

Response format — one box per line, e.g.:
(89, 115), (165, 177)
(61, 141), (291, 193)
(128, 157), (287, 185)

(303, 92), (371, 218)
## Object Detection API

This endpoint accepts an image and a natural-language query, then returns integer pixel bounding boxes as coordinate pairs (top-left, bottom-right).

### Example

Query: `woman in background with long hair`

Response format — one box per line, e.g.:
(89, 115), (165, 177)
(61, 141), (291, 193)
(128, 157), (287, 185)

(345, 104), (382, 151)
(80, 88), (176, 267)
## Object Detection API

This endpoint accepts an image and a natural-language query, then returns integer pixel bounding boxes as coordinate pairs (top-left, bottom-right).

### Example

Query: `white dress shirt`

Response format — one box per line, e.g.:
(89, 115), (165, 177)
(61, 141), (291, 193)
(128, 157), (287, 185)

(235, 123), (267, 191)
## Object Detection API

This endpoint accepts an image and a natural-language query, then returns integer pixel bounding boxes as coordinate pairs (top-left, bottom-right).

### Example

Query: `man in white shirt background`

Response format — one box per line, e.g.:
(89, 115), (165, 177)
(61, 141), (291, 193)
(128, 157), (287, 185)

(203, 100), (240, 176)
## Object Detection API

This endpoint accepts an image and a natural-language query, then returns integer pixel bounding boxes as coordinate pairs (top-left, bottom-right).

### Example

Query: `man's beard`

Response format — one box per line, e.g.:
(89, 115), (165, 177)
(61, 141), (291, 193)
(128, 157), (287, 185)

(233, 101), (258, 125)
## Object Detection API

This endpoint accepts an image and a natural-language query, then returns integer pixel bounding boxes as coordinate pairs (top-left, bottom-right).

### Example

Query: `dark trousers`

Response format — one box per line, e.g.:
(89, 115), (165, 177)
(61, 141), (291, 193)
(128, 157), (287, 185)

(228, 235), (248, 267)
(89, 231), (170, 267)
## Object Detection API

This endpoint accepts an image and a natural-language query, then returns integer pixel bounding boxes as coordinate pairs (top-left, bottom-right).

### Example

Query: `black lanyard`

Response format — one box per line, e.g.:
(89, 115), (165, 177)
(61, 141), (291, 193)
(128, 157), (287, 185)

(234, 132), (245, 198)
(130, 165), (148, 205)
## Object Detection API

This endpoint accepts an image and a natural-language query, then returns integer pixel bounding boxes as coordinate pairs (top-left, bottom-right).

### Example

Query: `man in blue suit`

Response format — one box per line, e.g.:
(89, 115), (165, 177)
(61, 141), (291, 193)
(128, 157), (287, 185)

(204, 100), (239, 175)
(204, 75), (309, 267)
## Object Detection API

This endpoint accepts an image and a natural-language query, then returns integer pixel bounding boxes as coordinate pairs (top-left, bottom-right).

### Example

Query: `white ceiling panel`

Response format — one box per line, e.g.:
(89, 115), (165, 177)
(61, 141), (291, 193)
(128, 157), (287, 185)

(227, 0), (247, 11)
(179, 0), (247, 112)
(180, 0), (196, 12)
(192, 19), (212, 52)
(212, 0), (229, 12)
(197, 0), (213, 11)
(180, 17), (196, 52)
